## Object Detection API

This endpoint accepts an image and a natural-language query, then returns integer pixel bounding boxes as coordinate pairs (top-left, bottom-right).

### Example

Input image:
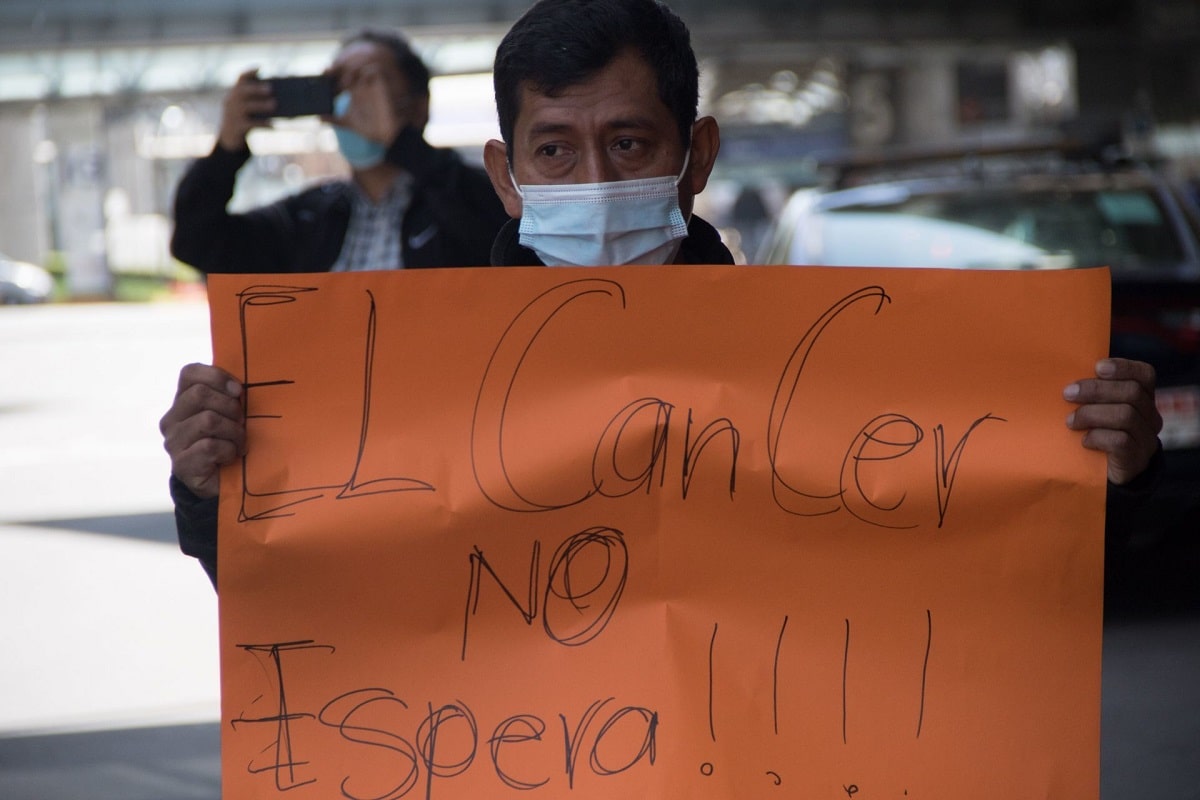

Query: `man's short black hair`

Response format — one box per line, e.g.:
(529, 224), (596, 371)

(493, 0), (699, 156)
(342, 27), (431, 97)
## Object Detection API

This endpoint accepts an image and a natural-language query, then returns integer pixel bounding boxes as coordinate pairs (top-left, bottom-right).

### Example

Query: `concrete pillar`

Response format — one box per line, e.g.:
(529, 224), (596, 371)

(0, 107), (47, 266)
(48, 100), (112, 299)
(897, 55), (958, 147)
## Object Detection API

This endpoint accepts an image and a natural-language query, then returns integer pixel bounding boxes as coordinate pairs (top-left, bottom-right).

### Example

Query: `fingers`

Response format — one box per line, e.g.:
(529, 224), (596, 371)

(333, 61), (404, 144)
(160, 364), (246, 500)
(331, 49), (382, 94)
(1064, 358), (1163, 485)
(160, 363), (242, 428)
(1064, 358), (1161, 431)
(1082, 357), (1156, 396)
(217, 68), (274, 152)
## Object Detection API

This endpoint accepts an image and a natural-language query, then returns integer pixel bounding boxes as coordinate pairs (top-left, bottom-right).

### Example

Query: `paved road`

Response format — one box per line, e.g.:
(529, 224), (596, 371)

(0, 301), (1196, 799)
(0, 301), (219, 797)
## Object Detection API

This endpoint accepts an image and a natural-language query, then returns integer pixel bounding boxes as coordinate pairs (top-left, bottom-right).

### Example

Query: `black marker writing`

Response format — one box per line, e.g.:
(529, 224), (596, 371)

(703, 610), (934, 753)
(231, 639), (334, 791)
(842, 618), (851, 745)
(236, 284), (434, 522)
(769, 286), (891, 517)
(708, 622), (719, 742)
(774, 615), (789, 736)
(418, 701), (478, 800)
(472, 279), (624, 512)
(767, 286), (1005, 527)
(462, 528), (628, 659)
(489, 715), (548, 791)
(682, 408), (740, 499)
(918, 609), (932, 738)
(471, 278), (740, 512)
(933, 418), (1005, 527)
(318, 688), (420, 799)
(233, 641), (658, 796)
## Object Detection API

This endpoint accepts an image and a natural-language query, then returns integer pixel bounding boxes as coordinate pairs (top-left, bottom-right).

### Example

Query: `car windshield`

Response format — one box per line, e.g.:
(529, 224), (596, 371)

(807, 184), (1192, 274)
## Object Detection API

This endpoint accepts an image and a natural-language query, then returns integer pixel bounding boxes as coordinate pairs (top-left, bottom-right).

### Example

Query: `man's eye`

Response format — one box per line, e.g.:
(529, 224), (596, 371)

(538, 144), (561, 157)
(613, 138), (637, 151)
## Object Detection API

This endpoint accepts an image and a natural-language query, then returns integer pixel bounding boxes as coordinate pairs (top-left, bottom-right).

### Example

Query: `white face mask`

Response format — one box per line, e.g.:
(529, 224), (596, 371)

(512, 154), (691, 267)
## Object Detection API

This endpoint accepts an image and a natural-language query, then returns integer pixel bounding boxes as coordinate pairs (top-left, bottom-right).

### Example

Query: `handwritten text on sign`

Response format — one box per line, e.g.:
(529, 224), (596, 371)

(209, 266), (1110, 800)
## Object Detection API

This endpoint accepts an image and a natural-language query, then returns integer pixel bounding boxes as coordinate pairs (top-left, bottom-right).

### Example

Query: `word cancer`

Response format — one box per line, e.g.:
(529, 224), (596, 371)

(233, 280), (1004, 529)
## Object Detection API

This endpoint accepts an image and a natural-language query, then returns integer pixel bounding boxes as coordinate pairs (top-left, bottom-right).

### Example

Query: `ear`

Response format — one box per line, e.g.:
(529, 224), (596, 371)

(684, 115), (720, 196)
(484, 138), (523, 219)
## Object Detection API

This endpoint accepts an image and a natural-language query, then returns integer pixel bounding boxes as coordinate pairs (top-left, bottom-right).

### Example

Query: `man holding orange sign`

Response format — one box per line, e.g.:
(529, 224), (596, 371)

(159, 4), (1166, 798)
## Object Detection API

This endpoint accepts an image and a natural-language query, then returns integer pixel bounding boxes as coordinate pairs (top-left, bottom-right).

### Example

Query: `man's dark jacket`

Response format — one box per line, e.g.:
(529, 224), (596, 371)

(171, 127), (508, 273)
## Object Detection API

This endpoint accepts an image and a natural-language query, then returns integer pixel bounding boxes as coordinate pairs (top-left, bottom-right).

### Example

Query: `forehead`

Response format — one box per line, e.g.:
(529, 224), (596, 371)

(512, 50), (677, 143)
(333, 40), (399, 73)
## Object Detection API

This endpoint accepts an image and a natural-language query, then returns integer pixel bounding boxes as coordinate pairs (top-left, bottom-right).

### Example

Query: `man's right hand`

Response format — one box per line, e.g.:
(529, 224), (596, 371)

(217, 68), (274, 153)
(159, 363), (246, 500)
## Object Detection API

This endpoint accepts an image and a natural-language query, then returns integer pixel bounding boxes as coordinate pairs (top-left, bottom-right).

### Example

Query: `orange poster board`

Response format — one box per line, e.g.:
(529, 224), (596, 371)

(209, 265), (1110, 800)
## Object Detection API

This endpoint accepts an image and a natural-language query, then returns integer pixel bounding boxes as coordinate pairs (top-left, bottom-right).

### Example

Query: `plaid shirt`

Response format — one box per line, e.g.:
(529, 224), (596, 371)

(331, 174), (414, 272)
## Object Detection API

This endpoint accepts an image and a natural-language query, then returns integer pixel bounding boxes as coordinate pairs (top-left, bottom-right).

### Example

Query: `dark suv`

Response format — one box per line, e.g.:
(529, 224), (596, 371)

(757, 145), (1200, 537)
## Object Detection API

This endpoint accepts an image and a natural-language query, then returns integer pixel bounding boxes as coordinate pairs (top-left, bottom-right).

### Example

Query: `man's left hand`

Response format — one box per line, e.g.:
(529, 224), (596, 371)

(1064, 357), (1162, 485)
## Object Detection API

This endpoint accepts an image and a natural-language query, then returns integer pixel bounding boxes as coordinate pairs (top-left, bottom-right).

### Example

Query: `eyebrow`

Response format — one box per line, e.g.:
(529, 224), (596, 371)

(526, 121), (574, 138)
(525, 115), (662, 139)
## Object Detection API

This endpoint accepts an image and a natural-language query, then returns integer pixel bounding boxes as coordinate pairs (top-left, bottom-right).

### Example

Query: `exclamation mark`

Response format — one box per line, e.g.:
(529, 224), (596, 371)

(773, 615), (789, 735)
(917, 609), (931, 738)
(708, 622), (719, 742)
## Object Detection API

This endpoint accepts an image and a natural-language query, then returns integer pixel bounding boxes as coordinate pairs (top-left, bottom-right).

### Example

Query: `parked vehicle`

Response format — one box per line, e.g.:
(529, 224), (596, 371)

(757, 143), (1200, 533)
(0, 253), (54, 304)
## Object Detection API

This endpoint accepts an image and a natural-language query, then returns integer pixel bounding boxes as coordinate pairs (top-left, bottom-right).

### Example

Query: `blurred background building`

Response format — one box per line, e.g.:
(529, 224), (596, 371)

(0, 0), (1198, 295)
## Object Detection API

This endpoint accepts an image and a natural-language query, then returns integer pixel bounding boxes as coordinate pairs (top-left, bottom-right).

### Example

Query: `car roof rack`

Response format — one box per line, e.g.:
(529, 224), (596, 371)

(813, 128), (1159, 190)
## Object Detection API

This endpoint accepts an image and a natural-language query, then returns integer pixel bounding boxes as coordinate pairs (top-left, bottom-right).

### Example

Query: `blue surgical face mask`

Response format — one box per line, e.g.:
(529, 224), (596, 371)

(511, 152), (691, 267)
(333, 91), (387, 170)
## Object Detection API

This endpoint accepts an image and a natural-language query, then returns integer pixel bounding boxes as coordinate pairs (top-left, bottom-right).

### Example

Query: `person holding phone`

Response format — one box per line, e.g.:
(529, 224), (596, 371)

(170, 27), (508, 274)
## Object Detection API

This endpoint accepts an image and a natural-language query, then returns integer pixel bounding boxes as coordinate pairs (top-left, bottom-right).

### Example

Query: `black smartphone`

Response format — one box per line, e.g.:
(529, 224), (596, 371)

(265, 75), (336, 118)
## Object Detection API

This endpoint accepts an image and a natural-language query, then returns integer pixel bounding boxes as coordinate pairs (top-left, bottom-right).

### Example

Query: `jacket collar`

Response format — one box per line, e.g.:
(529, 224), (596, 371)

(489, 215), (736, 267)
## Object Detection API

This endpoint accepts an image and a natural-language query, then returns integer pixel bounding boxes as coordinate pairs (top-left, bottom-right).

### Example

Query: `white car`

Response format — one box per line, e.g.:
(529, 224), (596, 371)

(0, 253), (54, 304)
